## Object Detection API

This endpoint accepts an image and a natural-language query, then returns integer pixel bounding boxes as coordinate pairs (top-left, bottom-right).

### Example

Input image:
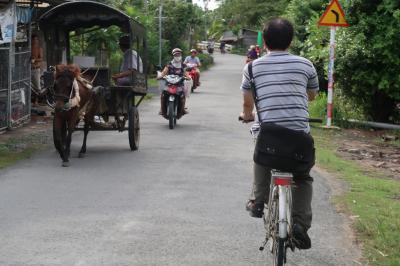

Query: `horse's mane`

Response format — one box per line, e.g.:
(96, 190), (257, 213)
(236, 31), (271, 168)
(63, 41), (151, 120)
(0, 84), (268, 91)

(55, 64), (81, 79)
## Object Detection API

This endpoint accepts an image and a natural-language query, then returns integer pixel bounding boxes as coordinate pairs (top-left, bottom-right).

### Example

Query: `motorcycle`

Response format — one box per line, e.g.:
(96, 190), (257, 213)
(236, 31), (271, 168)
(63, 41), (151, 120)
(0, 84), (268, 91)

(207, 45), (214, 54)
(186, 63), (199, 93)
(162, 74), (186, 129)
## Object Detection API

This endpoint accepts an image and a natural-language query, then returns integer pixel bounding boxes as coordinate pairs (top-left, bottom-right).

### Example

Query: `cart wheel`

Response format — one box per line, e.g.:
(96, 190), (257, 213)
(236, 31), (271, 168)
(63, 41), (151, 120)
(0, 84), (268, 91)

(128, 106), (140, 151)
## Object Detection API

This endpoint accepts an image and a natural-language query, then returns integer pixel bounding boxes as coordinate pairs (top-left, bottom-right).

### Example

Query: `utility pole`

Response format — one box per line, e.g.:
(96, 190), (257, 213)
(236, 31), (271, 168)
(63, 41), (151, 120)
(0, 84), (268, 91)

(204, 0), (209, 41)
(158, 4), (163, 67)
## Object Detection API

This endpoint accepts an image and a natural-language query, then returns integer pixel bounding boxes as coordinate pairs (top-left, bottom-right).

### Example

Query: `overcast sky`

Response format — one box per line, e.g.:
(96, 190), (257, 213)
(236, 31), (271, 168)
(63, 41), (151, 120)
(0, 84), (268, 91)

(192, 0), (220, 10)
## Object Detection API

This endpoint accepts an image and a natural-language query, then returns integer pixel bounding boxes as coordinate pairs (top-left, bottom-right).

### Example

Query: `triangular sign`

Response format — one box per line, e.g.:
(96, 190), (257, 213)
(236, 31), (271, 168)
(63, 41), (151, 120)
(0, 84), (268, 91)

(318, 0), (349, 27)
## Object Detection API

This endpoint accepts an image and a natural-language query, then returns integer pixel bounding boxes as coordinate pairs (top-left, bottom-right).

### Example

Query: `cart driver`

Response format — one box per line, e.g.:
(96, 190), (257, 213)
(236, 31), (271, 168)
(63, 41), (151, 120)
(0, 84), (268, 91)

(112, 35), (143, 86)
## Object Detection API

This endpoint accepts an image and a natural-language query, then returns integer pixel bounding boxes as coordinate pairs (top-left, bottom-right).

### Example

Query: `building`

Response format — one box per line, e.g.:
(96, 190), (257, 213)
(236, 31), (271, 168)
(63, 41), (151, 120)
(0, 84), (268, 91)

(0, 0), (65, 131)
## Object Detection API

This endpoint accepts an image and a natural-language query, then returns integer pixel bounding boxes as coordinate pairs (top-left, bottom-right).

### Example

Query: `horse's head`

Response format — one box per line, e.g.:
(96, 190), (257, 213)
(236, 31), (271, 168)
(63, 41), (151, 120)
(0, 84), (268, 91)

(54, 64), (80, 111)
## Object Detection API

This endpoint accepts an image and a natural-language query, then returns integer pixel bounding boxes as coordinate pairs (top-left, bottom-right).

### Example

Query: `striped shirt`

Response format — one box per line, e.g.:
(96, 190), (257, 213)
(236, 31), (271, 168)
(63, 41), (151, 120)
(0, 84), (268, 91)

(241, 51), (319, 133)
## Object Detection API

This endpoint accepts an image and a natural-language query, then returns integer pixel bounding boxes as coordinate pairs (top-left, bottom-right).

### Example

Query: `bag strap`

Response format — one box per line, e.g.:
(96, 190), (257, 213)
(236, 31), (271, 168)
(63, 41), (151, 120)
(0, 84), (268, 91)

(248, 62), (262, 122)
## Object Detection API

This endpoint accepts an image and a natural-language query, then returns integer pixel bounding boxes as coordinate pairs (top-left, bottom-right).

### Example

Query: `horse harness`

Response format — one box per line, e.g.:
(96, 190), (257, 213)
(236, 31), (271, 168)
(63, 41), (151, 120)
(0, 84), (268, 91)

(55, 76), (94, 112)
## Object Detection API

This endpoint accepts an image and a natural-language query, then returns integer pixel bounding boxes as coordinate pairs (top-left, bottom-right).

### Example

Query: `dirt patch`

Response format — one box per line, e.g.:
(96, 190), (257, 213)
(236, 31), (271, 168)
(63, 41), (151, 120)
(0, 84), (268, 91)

(0, 111), (53, 150)
(334, 129), (400, 180)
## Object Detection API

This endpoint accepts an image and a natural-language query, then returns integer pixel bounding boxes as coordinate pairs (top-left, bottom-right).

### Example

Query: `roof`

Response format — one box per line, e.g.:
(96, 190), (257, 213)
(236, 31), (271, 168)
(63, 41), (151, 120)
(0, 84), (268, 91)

(39, 1), (144, 33)
(220, 31), (237, 42)
(0, 0), (67, 7)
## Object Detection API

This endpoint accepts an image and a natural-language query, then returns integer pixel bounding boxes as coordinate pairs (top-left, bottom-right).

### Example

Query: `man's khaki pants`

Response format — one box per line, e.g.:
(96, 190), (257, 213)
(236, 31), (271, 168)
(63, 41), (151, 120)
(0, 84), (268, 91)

(31, 68), (41, 92)
(250, 163), (313, 230)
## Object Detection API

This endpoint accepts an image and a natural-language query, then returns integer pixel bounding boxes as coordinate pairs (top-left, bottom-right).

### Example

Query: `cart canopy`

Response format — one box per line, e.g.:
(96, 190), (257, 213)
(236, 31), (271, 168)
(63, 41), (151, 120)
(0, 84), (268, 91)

(39, 0), (145, 35)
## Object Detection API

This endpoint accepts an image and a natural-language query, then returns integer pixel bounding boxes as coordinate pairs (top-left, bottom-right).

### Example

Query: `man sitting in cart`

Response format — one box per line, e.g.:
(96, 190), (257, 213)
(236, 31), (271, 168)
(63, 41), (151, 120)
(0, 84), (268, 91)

(112, 35), (143, 86)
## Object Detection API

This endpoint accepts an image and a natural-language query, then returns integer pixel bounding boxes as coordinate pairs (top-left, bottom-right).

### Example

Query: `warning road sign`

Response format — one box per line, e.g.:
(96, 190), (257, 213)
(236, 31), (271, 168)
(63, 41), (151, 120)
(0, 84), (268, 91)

(318, 0), (349, 27)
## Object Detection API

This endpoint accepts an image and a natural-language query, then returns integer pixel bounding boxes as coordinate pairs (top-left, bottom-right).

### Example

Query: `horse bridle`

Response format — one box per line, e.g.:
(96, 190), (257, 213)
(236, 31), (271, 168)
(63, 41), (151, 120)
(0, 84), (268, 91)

(54, 79), (76, 112)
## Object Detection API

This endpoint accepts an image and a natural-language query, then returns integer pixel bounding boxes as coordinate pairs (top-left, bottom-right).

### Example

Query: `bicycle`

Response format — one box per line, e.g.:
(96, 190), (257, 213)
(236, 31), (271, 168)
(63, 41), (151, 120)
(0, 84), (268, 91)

(239, 116), (322, 266)
(28, 66), (56, 109)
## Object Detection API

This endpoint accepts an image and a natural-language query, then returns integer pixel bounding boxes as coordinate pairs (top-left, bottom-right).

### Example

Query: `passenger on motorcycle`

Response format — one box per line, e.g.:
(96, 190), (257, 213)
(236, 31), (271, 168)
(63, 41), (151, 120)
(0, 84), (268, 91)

(158, 48), (191, 118)
(184, 49), (201, 87)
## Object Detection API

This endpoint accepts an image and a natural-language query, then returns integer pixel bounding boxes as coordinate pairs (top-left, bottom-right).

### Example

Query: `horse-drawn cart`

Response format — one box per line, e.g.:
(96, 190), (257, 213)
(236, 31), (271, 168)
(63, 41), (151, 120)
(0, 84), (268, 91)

(39, 1), (148, 165)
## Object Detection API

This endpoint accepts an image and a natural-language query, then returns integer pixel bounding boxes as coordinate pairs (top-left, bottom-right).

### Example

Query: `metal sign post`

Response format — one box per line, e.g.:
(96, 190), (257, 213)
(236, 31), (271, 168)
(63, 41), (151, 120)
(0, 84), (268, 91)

(326, 26), (336, 127)
(318, 0), (349, 127)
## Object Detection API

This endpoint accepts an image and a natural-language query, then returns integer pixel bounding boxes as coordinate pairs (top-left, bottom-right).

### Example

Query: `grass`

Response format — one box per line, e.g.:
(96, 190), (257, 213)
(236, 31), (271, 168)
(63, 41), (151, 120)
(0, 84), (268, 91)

(312, 127), (400, 266)
(0, 147), (36, 169)
(0, 142), (39, 169)
(148, 77), (158, 88)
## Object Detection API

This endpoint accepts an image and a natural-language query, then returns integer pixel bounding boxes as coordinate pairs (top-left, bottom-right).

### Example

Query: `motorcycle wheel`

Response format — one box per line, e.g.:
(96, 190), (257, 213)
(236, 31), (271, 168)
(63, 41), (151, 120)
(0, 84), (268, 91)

(168, 101), (175, 129)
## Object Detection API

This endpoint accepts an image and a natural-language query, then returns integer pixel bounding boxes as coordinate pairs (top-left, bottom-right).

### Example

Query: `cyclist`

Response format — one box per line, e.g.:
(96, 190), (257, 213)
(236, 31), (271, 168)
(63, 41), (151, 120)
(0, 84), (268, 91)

(239, 18), (319, 250)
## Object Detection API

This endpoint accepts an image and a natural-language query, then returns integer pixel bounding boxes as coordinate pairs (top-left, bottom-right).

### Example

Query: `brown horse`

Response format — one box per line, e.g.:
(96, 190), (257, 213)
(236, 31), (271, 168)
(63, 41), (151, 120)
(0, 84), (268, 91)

(53, 64), (98, 166)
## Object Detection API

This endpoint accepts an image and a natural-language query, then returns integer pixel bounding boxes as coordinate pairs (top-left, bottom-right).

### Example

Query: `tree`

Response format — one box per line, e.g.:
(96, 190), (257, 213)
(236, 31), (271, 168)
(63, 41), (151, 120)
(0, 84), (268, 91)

(335, 0), (400, 122)
(213, 0), (290, 33)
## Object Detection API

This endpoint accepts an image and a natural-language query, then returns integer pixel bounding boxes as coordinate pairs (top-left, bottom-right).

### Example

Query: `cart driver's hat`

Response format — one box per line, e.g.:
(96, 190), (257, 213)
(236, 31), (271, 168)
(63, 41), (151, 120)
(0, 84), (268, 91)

(190, 49), (197, 53)
(172, 48), (182, 55)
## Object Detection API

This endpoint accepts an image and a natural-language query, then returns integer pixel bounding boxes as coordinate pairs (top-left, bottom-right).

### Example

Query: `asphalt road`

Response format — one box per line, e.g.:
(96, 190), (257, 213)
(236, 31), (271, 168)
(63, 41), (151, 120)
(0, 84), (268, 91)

(0, 53), (360, 265)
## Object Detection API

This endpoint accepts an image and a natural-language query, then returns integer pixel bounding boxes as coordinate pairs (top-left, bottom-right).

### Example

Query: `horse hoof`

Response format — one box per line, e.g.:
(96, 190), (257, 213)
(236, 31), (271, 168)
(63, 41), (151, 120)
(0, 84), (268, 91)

(78, 153), (85, 158)
(62, 161), (70, 167)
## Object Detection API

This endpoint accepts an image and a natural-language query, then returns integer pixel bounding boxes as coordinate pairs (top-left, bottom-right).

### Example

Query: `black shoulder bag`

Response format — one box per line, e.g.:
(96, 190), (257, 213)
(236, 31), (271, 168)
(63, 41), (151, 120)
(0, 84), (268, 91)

(248, 62), (315, 174)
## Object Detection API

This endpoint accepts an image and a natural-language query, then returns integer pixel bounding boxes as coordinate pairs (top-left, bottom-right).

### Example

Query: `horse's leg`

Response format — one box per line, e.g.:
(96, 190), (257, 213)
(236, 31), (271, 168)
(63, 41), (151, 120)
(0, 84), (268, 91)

(63, 127), (73, 167)
(54, 115), (69, 166)
(79, 119), (90, 158)
(61, 121), (67, 150)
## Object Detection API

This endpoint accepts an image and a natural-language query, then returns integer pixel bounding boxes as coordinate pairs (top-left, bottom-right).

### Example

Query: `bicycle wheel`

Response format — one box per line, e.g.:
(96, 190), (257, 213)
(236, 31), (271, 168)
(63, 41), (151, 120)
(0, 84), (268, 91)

(269, 188), (285, 266)
(274, 238), (285, 266)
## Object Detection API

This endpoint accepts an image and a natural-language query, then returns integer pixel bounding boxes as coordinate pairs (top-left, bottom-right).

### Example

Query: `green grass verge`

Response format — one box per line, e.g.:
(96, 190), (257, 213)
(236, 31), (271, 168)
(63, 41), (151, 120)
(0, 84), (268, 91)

(0, 148), (36, 169)
(148, 77), (158, 88)
(0, 143), (39, 169)
(312, 127), (400, 266)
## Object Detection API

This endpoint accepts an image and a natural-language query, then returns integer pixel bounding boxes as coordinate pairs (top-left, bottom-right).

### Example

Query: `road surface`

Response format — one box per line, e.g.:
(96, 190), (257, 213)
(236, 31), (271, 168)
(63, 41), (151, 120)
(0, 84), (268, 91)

(0, 53), (360, 265)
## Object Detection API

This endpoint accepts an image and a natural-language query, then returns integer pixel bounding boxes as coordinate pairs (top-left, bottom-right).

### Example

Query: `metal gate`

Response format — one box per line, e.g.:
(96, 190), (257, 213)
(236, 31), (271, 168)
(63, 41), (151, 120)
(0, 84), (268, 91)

(0, 0), (31, 131)
(10, 45), (31, 127)
(0, 48), (10, 130)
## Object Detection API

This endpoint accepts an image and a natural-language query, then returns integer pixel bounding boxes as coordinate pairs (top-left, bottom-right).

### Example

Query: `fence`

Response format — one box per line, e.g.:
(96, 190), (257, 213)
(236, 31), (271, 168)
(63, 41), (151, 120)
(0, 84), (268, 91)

(0, 48), (10, 131)
(0, 39), (31, 132)
(10, 46), (31, 127)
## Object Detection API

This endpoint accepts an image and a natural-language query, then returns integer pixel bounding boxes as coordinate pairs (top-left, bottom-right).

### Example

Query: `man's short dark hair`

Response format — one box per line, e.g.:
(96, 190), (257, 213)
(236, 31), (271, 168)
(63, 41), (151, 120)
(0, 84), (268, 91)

(119, 35), (130, 49)
(263, 18), (294, 50)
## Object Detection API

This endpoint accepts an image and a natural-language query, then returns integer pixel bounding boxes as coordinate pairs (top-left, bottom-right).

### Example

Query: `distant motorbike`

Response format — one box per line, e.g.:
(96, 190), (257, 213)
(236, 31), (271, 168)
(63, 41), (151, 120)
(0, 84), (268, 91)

(207, 46), (214, 54)
(186, 63), (199, 93)
(162, 75), (186, 129)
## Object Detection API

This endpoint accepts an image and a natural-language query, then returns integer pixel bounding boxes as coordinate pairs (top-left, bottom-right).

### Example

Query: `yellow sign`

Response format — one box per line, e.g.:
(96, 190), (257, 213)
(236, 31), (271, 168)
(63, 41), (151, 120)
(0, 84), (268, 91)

(318, 0), (349, 27)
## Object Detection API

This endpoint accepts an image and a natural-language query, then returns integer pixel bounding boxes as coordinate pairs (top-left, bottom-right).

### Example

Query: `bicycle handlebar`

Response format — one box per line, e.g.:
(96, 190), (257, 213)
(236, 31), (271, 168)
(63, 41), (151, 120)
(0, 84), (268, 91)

(238, 116), (323, 123)
(238, 116), (254, 123)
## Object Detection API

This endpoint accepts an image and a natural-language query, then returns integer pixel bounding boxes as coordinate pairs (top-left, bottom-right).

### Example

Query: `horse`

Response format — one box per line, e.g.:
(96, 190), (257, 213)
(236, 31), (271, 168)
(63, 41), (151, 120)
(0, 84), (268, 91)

(52, 64), (98, 167)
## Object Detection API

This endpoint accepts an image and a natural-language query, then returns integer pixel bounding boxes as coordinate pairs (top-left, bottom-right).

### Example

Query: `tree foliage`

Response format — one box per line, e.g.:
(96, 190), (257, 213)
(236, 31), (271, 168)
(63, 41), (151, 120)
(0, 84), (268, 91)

(211, 0), (289, 37)
(335, 0), (400, 122)
(286, 0), (400, 122)
(71, 0), (207, 71)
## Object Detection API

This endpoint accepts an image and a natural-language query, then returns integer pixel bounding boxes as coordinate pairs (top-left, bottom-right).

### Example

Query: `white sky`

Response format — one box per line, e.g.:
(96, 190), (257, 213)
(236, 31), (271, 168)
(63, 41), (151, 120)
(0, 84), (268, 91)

(192, 0), (220, 11)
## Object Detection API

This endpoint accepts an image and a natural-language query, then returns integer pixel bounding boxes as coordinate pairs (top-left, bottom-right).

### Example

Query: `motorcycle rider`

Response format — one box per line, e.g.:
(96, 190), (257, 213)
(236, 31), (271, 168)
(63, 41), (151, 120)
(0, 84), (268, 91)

(158, 48), (191, 118)
(184, 49), (201, 87)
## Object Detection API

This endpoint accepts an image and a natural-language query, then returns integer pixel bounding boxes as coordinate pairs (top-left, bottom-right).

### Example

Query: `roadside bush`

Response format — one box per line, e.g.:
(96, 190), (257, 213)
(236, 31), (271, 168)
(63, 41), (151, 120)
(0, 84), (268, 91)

(309, 91), (366, 127)
(231, 46), (247, 56)
(287, 0), (400, 123)
(335, 1), (400, 122)
(198, 53), (214, 70)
